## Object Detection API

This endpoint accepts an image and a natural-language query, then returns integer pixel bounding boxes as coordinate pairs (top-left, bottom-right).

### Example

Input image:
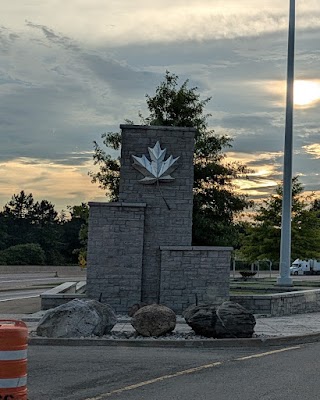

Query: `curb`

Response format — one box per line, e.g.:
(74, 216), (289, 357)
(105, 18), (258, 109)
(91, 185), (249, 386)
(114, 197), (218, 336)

(28, 332), (320, 348)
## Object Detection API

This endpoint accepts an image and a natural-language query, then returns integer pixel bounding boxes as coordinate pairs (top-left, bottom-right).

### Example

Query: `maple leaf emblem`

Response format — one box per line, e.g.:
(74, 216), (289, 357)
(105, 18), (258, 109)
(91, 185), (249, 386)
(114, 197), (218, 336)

(132, 141), (180, 184)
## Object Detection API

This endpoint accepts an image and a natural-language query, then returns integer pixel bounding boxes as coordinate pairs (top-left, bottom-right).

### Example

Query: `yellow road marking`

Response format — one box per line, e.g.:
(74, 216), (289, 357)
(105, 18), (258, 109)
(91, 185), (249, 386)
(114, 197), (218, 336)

(84, 345), (301, 400)
(235, 346), (301, 361)
(84, 362), (222, 400)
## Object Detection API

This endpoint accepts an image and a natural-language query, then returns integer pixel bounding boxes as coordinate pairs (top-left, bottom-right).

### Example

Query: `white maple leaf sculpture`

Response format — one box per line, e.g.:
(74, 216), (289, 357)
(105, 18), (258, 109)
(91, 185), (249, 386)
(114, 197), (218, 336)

(132, 141), (180, 184)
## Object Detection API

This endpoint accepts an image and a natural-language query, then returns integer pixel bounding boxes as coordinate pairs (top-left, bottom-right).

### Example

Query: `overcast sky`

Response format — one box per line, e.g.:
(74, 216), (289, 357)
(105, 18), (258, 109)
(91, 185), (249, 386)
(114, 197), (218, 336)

(1, 0), (319, 212)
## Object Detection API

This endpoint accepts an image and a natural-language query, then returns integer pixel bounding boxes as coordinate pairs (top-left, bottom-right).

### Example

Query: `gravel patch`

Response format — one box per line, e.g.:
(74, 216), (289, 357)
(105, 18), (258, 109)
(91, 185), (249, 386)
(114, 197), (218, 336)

(29, 329), (265, 340)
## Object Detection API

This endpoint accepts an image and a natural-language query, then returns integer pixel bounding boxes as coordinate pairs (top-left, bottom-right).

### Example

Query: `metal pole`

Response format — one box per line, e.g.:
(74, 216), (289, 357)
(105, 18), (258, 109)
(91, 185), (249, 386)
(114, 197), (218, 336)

(232, 256), (236, 279)
(277, 0), (295, 286)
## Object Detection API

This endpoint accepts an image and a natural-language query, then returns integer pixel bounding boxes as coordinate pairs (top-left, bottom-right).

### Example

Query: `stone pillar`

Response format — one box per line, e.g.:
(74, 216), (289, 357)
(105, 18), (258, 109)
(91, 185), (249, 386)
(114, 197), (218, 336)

(119, 125), (196, 303)
(86, 202), (146, 311)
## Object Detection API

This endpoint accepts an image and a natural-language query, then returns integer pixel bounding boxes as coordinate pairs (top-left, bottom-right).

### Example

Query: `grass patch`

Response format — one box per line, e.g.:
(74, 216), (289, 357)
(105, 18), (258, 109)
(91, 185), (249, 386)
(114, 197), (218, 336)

(230, 277), (320, 295)
(231, 290), (275, 295)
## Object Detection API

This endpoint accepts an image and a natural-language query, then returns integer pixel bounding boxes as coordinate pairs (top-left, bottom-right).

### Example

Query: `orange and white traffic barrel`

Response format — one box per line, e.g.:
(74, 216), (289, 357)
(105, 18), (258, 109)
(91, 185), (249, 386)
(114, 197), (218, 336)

(0, 320), (28, 400)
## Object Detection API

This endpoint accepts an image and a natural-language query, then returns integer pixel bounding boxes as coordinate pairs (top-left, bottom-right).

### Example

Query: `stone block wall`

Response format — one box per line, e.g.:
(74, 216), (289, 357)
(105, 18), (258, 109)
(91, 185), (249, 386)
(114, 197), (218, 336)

(160, 246), (232, 314)
(231, 289), (320, 316)
(119, 125), (196, 303)
(86, 202), (146, 312)
(230, 295), (272, 315)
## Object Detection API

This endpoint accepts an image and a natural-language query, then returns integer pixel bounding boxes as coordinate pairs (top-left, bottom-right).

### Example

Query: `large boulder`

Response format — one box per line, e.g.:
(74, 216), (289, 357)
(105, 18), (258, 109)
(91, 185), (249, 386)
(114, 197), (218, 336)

(131, 304), (176, 337)
(36, 299), (117, 338)
(183, 301), (256, 338)
(217, 301), (256, 338)
(183, 304), (218, 337)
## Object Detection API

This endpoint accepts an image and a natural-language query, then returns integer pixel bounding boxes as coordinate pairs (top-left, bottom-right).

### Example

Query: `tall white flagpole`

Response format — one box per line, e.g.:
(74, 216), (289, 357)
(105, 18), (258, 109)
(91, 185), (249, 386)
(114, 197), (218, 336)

(278, 0), (295, 286)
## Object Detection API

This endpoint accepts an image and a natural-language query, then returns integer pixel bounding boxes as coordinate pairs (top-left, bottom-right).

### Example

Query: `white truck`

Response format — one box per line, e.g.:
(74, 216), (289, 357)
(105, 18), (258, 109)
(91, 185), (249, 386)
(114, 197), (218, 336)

(290, 259), (320, 275)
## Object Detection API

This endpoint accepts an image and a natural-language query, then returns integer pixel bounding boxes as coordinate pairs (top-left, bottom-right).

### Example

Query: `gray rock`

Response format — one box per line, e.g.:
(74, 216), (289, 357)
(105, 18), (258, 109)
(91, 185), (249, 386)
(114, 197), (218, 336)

(183, 304), (219, 337)
(36, 299), (117, 338)
(216, 301), (256, 338)
(128, 302), (148, 317)
(131, 304), (176, 337)
(183, 301), (256, 338)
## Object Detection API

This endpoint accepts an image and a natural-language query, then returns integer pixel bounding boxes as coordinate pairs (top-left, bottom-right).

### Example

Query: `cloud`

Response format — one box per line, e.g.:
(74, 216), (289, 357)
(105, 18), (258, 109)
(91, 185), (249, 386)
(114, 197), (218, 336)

(227, 150), (282, 177)
(25, 21), (82, 52)
(0, 158), (107, 211)
(5, 1), (320, 46)
(302, 144), (320, 159)
(0, 26), (19, 53)
(235, 177), (279, 198)
(1, 0), (320, 211)
(0, 23), (158, 164)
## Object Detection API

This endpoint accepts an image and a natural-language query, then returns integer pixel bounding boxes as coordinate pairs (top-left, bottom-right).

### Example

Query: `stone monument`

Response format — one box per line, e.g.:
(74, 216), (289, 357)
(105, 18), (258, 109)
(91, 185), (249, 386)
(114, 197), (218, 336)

(86, 125), (232, 314)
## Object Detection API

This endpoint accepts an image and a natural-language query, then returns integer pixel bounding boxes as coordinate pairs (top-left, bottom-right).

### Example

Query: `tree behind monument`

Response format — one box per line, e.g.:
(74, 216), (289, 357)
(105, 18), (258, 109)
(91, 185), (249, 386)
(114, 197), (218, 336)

(90, 71), (252, 247)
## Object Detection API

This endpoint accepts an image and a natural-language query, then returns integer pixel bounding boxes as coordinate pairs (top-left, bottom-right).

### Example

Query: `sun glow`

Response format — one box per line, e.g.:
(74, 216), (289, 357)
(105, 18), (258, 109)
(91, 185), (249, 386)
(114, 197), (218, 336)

(294, 80), (320, 106)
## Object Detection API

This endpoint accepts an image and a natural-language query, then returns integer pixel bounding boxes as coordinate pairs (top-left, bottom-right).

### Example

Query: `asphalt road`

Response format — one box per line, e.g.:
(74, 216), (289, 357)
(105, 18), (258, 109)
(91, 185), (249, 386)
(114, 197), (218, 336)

(0, 272), (85, 289)
(0, 289), (45, 301)
(0, 269), (85, 311)
(27, 342), (318, 400)
(0, 270), (86, 303)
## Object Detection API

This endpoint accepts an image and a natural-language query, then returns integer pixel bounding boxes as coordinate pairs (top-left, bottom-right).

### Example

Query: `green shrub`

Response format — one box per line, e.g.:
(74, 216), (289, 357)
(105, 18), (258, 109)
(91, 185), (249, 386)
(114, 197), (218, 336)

(0, 253), (7, 265)
(1, 243), (46, 265)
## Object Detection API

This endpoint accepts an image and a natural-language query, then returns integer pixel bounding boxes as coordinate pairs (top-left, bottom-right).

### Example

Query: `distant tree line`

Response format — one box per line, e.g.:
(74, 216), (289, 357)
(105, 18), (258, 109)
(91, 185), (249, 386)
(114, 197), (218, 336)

(239, 177), (320, 265)
(0, 191), (88, 266)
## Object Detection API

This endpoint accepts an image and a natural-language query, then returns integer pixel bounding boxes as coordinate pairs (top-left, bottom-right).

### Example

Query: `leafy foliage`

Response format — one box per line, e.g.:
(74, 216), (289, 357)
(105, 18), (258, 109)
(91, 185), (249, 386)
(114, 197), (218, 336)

(90, 133), (121, 201)
(68, 203), (89, 267)
(90, 71), (252, 246)
(311, 199), (320, 213)
(143, 71), (211, 131)
(240, 177), (320, 263)
(0, 191), (86, 265)
(0, 243), (46, 265)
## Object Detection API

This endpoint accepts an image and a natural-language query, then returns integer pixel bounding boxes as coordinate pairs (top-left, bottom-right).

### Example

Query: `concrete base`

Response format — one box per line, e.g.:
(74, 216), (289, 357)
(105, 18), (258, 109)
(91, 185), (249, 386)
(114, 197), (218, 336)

(41, 283), (320, 318)
(277, 276), (293, 286)
(40, 281), (86, 310)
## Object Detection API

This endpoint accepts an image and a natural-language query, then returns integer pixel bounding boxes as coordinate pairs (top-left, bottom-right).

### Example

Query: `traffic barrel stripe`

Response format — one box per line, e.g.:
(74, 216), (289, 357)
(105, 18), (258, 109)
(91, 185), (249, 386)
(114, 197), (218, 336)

(0, 376), (27, 389)
(0, 350), (28, 361)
